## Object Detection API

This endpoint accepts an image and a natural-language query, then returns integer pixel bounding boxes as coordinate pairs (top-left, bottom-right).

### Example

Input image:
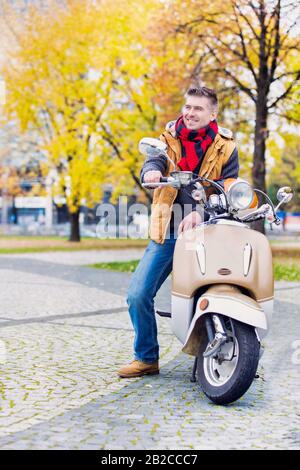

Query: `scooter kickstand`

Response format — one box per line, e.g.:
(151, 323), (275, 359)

(191, 357), (198, 382)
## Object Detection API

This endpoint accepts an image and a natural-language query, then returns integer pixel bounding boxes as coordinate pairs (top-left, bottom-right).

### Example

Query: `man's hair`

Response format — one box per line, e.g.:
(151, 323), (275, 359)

(185, 86), (218, 111)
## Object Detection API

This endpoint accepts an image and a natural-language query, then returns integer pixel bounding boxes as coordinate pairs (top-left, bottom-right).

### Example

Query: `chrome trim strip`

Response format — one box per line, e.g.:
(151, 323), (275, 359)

(211, 219), (249, 228)
(196, 243), (206, 274)
(257, 296), (274, 302)
(171, 291), (192, 299)
(243, 243), (252, 276)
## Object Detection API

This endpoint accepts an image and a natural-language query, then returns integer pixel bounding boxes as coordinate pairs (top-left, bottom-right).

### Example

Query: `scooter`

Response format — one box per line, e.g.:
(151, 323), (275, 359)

(139, 137), (293, 405)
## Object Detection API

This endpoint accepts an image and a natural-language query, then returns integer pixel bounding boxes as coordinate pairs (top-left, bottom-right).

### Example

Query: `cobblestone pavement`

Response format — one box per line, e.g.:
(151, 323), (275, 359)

(0, 251), (299, 450)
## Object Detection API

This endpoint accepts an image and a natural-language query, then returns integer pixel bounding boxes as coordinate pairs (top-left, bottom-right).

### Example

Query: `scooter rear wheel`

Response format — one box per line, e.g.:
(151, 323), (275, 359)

(197, 319), (260, 405)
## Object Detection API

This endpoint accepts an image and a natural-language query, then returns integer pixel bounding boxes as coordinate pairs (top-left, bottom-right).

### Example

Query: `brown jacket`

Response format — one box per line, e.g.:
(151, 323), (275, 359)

(149, 129), (237, 244)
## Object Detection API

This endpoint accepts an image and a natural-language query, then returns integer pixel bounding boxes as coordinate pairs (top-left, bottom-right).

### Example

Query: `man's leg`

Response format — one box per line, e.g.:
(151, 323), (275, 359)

(126, 237), (176, 364)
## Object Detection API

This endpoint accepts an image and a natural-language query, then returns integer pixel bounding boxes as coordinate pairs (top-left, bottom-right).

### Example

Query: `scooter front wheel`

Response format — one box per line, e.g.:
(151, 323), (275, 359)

(197, 319), (260, 405)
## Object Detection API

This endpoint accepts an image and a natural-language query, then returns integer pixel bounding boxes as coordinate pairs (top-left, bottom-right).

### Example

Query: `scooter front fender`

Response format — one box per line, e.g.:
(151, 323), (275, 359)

(182, 284), (268, 357)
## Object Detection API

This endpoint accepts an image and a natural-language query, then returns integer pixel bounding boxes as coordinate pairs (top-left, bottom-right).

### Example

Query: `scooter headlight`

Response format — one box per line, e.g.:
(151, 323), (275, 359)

(227, 180), (254, 210)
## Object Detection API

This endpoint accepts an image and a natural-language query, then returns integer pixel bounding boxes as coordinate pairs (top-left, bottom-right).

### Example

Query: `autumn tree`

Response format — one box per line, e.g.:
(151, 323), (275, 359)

(268, 133), (300, 211)
(0, 165), (23, 224)
(1, 0), (163, 240)
(156, 0), (300, 231)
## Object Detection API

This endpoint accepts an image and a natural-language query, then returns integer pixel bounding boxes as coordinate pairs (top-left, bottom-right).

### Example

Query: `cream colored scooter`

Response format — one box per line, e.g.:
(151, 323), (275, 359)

(140, 137), (293, 405)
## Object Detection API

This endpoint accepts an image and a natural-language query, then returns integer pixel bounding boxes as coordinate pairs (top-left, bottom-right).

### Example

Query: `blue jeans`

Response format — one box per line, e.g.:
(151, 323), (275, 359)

(127, 236), (177, 363)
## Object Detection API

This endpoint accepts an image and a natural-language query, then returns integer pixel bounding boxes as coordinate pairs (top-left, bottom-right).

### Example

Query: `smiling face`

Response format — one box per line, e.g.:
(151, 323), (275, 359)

(182, 95), (217, 130)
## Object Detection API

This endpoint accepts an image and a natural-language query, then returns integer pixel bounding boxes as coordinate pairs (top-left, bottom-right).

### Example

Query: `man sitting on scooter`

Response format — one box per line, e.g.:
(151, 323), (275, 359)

(118, 86), (239, 378)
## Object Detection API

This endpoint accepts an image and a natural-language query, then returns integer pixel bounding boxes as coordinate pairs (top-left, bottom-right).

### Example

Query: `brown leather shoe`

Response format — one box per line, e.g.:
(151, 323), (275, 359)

(118, 360), (159, 378)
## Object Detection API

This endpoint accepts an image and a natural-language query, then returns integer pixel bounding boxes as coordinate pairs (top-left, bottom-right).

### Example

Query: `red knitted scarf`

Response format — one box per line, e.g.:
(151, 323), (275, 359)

(175, 116), (218, 172)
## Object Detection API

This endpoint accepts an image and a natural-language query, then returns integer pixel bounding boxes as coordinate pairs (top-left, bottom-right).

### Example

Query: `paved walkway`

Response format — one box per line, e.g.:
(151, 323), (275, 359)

(0, 250), (299, 449)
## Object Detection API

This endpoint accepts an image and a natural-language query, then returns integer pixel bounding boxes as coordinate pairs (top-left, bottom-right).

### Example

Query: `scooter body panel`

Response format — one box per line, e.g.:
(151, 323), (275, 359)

(170, 223), (273, 354)
(180, 285), (268, 356)
(171, 295), (194, 344)
(172, 223), (274, 302)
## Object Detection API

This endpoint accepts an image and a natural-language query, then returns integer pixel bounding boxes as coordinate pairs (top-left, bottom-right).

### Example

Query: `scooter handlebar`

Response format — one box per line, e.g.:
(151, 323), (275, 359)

(142, 176), (174, 188)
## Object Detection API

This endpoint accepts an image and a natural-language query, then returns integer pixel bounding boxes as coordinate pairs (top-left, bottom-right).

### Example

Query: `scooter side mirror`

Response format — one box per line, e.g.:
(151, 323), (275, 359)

(138, 137), (176, 171)
(276, 186), (293, 204)
(138, 138), (168, 157)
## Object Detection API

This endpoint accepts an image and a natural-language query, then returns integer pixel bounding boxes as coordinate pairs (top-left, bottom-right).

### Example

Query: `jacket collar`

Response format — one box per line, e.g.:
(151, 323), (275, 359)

(160, 130), (182, 154)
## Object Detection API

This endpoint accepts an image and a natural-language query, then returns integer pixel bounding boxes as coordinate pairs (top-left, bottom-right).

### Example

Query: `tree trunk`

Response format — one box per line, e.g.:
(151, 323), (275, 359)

(69, 208), (81, 242)
(252, 96), (268, 234)
(251, 4), (269, 234)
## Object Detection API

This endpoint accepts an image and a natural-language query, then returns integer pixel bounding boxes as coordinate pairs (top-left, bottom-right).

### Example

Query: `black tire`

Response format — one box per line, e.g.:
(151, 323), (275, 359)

(197, 319), (260, 405)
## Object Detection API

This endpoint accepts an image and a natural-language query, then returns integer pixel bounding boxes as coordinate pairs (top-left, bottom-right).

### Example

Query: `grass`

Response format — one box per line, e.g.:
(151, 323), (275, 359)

(269, 237), (300, 245)
(89, 257), (300, 282)
(0, 233), (298, 254)
(272, 246), (300, 281)
(0, 234), (299, 281)
(89, 260), (140, 273)
(273, 258), (300, 282)
(274, 263), (300, 282)
(0, 237), (149, 254)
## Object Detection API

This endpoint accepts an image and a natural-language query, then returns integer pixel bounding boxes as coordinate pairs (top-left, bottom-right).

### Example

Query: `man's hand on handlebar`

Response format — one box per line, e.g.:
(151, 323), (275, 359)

(144, 170), (163, 184)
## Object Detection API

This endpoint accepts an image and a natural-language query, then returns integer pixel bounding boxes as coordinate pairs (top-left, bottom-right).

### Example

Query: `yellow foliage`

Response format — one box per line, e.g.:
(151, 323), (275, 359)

(2, 0), (165, 210)
(3, 0), (297, 209)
